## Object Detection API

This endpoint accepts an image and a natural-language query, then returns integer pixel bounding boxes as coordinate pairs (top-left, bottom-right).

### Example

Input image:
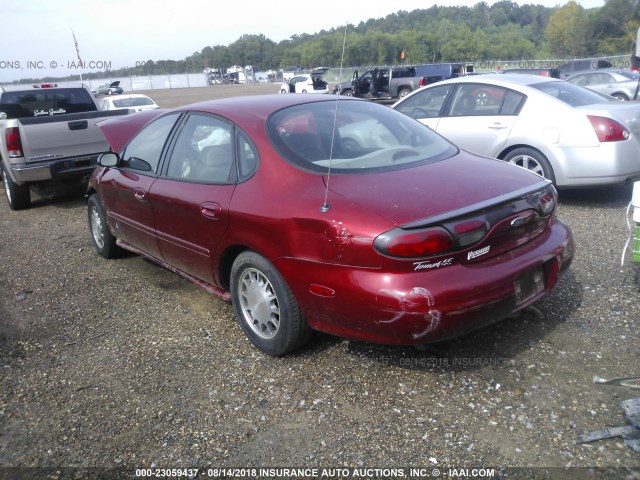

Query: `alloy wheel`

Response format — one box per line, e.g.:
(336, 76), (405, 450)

(238, 268), (280, 339)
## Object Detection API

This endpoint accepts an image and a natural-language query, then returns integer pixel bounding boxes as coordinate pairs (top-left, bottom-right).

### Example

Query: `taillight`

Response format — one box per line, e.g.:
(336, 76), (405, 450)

(537, 186), (557, 216)
(419, 78), (427, 87)
(5, 127), (23, 157)
(588, 115), (629, 142)
(374, 227), (454, 258)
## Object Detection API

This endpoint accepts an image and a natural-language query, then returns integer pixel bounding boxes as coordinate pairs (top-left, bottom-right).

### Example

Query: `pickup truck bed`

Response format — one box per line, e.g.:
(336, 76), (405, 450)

(0, 84), (129, 209)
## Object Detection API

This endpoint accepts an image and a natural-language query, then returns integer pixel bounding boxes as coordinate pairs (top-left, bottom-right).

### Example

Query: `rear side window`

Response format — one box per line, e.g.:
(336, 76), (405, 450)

(0, 88), (97, 118)
(449, 84), (525, 116)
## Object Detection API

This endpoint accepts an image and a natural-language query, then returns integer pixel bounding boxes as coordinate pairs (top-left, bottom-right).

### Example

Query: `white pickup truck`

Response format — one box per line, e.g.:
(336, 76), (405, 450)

(0, 83), (129, 209)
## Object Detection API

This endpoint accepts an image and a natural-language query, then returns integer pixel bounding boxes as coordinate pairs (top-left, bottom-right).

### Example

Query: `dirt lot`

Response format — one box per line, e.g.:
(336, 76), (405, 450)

(0, 85), (639, 479)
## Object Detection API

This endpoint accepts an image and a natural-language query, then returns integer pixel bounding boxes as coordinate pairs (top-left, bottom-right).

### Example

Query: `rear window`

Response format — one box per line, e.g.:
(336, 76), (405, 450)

(267, 99), (458, 174)
(112, 97), (155, 108)
(530, 81), (616, 107)
(0, 88), (97, 118)
(618, 70), (639, 80)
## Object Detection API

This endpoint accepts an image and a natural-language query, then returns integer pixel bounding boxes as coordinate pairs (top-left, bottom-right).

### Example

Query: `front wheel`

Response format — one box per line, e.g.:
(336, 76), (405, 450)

(503, 147), (555, 183)
(2, 164), (31, 210)
(231, 251), (312, 355)
(87, 194), (121, 258)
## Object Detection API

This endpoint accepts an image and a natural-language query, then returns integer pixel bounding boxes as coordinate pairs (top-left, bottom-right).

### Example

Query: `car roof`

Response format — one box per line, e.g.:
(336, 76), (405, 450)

(563, 68), (631, 77)
(175, 93), (364, 124)
(430, 73), (560, 88)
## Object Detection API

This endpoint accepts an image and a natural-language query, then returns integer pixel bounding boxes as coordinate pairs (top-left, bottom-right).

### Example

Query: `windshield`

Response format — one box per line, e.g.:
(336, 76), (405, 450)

(267, 99), (458, 174)
(530, 81), (616, 106)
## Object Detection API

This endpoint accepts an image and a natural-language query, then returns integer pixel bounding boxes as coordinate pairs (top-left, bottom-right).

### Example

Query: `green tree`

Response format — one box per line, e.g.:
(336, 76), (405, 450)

(544, 1), (590, 57)
(590, 0), (640, 55)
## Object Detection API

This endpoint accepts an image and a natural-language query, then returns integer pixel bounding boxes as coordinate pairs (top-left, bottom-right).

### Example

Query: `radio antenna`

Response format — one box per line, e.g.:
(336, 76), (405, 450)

(321, 24), (348, 213)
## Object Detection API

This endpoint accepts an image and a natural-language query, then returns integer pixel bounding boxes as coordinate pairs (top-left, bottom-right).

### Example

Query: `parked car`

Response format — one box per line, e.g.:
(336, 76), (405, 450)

(87, 94), (573, 355)
(95, 81), (123, 96)
(392, 74), (640, 187)
(502, 68), (561, 78)
(557, 59), (613, 76)
(563, 69), (640, 101)
(98, 94), (159, 112)
(279, 68), (329, 94)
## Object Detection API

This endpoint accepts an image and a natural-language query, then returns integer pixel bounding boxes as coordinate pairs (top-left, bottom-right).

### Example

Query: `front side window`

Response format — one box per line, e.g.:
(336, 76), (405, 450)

(121, 113), (180, 173)
(268, 99), (457, 174)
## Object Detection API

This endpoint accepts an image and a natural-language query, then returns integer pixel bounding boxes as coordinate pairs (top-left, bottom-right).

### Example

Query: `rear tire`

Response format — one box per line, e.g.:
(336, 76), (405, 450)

(87, 194), (121, 258)
(503, 147), (555, 184)
(398, 88), (411, 98)
(2, 164), (31, 210)
(231, 251), (312, 355)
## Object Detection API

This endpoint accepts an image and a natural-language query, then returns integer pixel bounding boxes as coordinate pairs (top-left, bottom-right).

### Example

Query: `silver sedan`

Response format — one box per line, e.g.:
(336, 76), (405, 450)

(563, 69), (639, 101)
(392, 74), (640, 187)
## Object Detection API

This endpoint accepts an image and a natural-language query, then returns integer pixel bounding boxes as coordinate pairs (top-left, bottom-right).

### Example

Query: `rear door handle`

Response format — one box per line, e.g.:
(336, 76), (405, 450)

(201, 202), (222, 219)
(488, 123), (507, 130)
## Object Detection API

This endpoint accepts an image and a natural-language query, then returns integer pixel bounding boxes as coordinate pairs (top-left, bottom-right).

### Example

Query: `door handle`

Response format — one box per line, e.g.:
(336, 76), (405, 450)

(133, 188), (146, 201)
(200, 202), (222, 219)
(488, 123), (507, 130)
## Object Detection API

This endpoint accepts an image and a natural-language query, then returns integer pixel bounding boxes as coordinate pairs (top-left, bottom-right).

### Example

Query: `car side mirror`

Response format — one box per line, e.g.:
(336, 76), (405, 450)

(98, 152), (119, 167)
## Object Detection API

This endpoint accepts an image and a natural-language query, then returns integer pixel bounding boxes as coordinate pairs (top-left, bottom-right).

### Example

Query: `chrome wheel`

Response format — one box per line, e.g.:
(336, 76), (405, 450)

(503, 147), (555, 183)
(508, 153), (545, 177)
(90, 204), (105, 249)
(87, 194), (121, 258)
(238, 268), (280, 339)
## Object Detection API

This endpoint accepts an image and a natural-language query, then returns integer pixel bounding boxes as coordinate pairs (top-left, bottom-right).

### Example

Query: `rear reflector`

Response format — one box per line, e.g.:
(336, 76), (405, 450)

(588, 115), (629, 142)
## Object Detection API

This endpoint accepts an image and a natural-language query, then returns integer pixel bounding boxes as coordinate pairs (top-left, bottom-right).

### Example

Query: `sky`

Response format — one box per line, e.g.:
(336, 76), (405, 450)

(0, 0), (605, 82)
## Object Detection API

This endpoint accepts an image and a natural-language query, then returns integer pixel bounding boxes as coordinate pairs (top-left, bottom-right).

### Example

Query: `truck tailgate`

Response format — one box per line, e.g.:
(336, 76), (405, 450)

(18, 110), (128, 162)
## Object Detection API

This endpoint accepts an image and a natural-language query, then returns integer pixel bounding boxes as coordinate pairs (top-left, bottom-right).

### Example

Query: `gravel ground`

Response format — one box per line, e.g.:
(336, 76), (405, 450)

(0, 85), (639, 480)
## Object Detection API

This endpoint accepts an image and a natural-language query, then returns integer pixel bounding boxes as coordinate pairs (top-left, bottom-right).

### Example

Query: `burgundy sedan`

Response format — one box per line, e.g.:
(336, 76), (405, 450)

(87, 94), (574, 355)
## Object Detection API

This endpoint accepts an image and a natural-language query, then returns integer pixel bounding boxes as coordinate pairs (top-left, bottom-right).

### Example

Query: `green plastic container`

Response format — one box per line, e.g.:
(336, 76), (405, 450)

(634, 225), (640, 263)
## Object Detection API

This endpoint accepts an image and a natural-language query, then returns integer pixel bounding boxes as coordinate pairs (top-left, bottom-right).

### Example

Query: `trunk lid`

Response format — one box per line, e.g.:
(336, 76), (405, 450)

(327, 152), (547, 226)
(97, 108), (168, 153)
(327, 152), (554, 262)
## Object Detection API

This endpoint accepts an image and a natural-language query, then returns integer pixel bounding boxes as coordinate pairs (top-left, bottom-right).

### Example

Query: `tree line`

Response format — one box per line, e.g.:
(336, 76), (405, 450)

(12, 0), (640, 83)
